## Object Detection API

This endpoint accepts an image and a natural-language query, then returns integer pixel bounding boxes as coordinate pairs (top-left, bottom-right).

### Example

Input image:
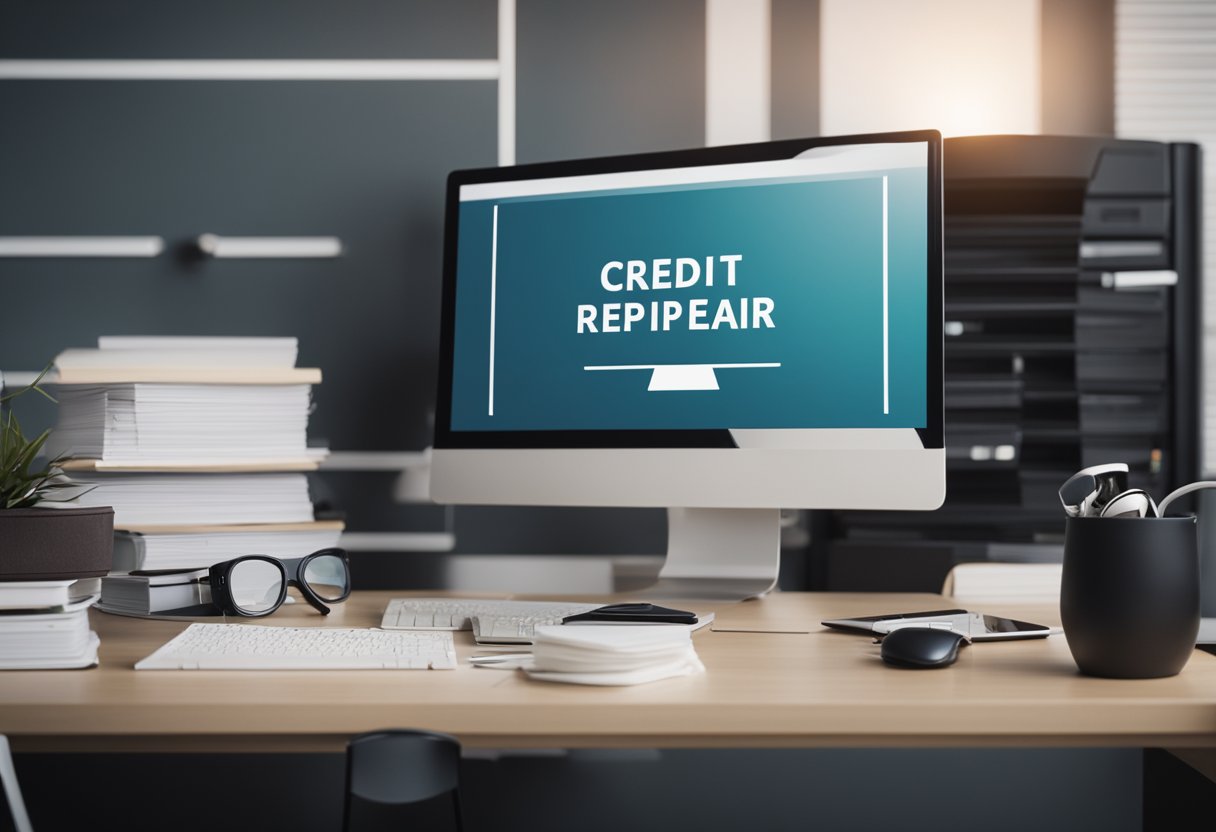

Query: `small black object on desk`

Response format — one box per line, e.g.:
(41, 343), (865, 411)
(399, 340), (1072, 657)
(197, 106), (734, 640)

(879, 627), (970, 669)
(562, 603), (697, 625)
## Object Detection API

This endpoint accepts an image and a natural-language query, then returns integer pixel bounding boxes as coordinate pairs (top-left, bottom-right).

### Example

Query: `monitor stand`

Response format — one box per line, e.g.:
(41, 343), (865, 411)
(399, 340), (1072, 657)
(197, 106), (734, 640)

(634, 507), (781, 601)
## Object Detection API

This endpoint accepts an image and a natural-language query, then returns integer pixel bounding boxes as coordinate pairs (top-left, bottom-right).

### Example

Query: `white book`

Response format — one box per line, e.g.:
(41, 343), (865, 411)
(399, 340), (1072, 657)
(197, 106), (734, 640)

(100, 570), (212, 615)
(52, 472), (316, 527)
(57, 348), (297, 374)
(112, 524), (344, 572)
(0, 578), (101, 611)
(52, 367), (321, 385)
(97, 336), (298, 366)
(54, 337), (305, 384)
(0, 597), (100, 669)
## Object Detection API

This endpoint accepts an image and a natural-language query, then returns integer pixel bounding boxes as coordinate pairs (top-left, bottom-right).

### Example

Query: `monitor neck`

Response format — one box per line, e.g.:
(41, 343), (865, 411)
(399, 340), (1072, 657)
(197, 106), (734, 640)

(634, 507), (780, 601)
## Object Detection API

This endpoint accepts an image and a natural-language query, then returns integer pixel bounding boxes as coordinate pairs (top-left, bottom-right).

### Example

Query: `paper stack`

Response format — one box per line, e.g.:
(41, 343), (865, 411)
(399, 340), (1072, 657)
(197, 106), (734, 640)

(523, 625), (705, 686)
(47, 337), (342, 576)
(52, 473), (316, 527)
(47, 384), (316, 465)
(0, 579), (100, 669)
(47, 336), (319, 466)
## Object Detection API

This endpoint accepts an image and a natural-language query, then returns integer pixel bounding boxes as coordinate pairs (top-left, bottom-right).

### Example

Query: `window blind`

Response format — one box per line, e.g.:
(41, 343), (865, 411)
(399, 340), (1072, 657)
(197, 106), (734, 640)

(1115, 0), (1216, 472)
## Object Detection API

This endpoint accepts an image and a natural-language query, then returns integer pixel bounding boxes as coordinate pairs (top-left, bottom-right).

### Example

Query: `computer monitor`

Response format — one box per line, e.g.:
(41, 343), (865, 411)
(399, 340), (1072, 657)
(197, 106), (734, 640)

(432, 130), (944, 599)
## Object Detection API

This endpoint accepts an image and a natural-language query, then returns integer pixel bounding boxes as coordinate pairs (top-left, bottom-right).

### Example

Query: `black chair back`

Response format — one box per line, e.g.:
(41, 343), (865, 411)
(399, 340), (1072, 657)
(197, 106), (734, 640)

(343, 729), (463, 832)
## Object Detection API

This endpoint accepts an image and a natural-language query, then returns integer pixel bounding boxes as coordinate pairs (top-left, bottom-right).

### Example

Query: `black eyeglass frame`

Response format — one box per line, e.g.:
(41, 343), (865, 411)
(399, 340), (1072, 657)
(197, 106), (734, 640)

(207, 547), (352, 617)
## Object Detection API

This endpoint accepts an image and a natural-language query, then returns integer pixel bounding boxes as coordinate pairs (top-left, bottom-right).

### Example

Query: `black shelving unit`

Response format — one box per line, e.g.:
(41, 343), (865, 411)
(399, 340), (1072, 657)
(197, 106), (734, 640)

(813, 135), (1203, 592)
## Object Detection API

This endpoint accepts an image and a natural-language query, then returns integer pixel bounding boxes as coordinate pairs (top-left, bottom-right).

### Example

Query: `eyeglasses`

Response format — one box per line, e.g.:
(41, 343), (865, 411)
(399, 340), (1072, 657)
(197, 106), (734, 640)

(207, 548), (352, 617)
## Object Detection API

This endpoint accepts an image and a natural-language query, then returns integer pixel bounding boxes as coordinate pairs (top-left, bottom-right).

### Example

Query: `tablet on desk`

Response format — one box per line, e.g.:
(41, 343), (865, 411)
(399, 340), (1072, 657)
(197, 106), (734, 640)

(821, 609), (1061, 641)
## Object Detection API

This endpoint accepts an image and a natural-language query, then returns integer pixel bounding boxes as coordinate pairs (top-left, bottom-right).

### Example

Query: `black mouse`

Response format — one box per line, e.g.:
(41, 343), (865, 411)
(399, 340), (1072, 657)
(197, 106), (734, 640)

(879, 627), (970, 669)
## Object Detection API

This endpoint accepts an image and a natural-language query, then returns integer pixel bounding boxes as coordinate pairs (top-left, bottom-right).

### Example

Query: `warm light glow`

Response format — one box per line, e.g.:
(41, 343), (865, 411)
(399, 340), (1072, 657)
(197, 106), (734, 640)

(705, 0), (771, 145)
(821, 0), (1040, 138)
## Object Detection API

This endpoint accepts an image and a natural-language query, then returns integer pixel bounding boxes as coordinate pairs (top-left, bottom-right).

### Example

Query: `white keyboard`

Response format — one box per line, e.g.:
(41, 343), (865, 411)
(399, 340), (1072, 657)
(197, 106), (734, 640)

(135, 623), (457, 670)
(381, 598), (603, 643)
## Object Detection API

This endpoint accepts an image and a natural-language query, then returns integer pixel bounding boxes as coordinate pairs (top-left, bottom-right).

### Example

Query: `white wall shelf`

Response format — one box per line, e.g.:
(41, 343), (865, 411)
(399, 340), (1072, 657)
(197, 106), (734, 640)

(0, 236), (164, 258)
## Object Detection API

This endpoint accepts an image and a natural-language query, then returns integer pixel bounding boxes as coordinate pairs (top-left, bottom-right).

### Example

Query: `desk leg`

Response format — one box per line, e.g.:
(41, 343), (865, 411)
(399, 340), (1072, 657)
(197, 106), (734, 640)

(1143, 749), (1216, 830)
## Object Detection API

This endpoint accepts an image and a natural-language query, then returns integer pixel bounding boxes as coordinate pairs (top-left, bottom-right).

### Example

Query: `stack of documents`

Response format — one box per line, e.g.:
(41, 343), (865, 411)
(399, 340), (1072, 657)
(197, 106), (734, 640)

(0, 579), (100, 669)
(44, 337), (341, 580)
(111, 524), (343, 573)
(47, 384), (315, 465)
(47, 336), (319, 466)
(53, 473), (316, 527)
(524, 625), (705, 686)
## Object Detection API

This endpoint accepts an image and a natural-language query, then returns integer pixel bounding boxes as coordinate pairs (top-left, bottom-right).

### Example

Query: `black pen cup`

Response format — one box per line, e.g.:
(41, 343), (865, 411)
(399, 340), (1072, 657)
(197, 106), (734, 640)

(1060, 516), (1200, 679)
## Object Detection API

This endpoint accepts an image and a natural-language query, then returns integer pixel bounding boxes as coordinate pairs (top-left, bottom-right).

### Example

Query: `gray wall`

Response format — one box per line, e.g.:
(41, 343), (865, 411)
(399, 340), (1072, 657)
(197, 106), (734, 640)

(517, 0), (705, 163)
(1042, 0), (1116, 136)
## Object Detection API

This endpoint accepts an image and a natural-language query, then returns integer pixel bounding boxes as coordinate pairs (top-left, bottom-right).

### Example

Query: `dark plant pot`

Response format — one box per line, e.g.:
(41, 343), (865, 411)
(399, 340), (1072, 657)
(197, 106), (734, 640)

(0, 506), (114, 580)
(1060, 516), (1200, 679)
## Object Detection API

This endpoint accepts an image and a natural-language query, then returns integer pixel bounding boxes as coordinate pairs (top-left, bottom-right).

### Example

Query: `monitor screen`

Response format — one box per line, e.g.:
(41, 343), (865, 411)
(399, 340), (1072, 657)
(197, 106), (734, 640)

(438, 135), (938, 450)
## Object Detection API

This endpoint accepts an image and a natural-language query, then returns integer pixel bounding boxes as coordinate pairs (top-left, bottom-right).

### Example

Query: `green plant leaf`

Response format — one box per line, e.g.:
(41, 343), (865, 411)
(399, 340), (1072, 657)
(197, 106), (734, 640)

(0, 362), (56, 406)
(0, 362), (70, 509)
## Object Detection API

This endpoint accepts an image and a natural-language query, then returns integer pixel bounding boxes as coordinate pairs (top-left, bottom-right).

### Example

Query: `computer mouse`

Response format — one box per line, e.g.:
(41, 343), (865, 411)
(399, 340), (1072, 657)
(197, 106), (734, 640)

(879, 627), (970, 669)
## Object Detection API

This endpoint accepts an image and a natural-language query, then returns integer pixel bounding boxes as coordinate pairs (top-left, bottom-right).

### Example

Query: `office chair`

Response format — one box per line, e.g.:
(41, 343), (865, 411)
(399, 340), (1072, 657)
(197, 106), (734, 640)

(343, 729), (463, 832)
(0, 736), (34, 832)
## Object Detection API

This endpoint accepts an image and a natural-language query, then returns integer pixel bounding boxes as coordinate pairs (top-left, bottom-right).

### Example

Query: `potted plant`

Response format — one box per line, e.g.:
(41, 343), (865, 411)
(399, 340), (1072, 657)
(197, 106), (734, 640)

(0, 367), (113, 580)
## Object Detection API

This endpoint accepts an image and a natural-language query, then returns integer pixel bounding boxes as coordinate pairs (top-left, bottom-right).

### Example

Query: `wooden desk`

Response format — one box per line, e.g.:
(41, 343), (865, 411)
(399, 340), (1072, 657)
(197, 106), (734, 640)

(4, 591), (1216, 756)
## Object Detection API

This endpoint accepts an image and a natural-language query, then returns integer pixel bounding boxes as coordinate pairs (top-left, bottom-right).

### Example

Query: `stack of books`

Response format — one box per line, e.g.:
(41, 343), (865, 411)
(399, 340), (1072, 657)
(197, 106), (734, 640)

(0, 579), (101, 669)
(47, 336), (321, 466)
(47, 337), (343, 581)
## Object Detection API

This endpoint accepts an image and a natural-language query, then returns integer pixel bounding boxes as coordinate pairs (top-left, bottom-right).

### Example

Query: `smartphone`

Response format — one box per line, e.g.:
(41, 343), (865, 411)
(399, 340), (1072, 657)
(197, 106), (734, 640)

(821, 609), (1061, 641)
